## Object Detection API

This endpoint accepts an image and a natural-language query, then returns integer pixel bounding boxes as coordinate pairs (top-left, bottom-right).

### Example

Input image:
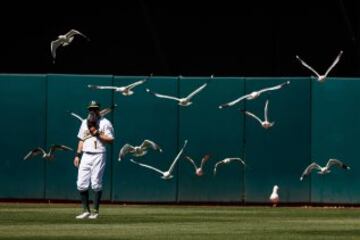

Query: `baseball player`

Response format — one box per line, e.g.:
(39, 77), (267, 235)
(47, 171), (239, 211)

(73, 100), (114, 219)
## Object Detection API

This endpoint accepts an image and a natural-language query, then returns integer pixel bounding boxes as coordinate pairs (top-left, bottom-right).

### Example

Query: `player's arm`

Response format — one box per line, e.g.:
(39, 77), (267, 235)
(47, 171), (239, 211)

(88, 126), (113, 143)
(97, 132), (113, 144)
(73, 140), (84, 167)
(96, 123), (114, 144)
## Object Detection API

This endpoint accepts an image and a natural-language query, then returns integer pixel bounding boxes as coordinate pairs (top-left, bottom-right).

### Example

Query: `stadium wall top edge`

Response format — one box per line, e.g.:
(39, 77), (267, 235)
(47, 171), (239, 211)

(0, 73), (358, 80)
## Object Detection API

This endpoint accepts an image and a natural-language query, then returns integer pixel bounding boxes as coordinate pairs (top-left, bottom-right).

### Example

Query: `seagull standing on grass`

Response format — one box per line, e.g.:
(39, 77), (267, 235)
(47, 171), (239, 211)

(242, 99), (274, 129)
(213, 158), (246, 175)
(24, 145), (73, 160)
(88, 78), (148, 96)
(300, 159), (350, 181)
(296, 50), (343, 82)
(184, 154), (210, 176)
(129, 140), (188, 180)
(146, 75), (212, 106)
(269, 185), (280, 207)
(118, 140), (163, 161)
(219, 81), (290, 109)
(51, 29), (89, 63)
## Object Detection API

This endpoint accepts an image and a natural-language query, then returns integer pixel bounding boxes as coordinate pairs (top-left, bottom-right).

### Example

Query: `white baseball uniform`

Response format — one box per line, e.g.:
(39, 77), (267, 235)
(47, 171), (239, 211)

(76, 117), (114, 191)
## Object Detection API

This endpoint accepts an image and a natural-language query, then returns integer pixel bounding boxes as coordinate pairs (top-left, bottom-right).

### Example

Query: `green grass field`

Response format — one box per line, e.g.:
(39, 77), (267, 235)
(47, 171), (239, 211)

(0, 203), (360, 239)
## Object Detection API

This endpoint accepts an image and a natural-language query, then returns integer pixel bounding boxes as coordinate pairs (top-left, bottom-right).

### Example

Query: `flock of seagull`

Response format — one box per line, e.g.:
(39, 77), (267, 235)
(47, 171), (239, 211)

(23, 29), (352, 204)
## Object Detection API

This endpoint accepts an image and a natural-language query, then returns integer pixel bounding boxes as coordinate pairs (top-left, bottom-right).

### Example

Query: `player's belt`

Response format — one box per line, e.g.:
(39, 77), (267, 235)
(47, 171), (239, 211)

(83, 151), (104, 155)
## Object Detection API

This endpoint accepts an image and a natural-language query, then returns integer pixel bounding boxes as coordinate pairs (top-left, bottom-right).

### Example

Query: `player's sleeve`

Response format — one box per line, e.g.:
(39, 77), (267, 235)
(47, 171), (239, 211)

(77, 121), (87, 140)
(104, 120), (114, 140)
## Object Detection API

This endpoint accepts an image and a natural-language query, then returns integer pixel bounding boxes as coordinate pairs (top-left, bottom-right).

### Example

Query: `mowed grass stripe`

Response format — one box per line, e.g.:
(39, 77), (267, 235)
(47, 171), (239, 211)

(0, 204), (360, 240)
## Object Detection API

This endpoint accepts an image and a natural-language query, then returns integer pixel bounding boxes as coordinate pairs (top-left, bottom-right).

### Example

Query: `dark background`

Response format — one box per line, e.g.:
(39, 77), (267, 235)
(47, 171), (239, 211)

(0, 1), (359, 76)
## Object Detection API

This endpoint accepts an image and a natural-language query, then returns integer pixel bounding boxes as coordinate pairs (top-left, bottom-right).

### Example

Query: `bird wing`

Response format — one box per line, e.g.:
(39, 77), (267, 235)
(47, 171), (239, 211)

(324, 50), (343, 77)
(296, 55), (321, 78)
(146, 89), (180, 101)
(50, 39), (63, 59)
(125, 79), (147, 90)
(184, 155), (198, 171)
(70, 112), (84, 122)
(264, 99), (270, 122)
(24, 148), (46, 160)
(186, 83), (207, 100)
(257, 81), (290, 94)
(141, 139), (161, 151)
(88, 85), (118, 90)
(65, 29), (88, 39)
(118, 144), (135, 161)
(219, 94), (249, 109)
(168, 140), (188, 173)
(49, 145), (73, 155)
(200, 154), (211, 169)
(226, 158), (246, 166)
(326, 158), (349, 170)
(300, 162), (322, 180)
(100, 104), (117, 117)
(213, 160), (226, 175)
(244, 111), (263, 125)
(129, 159), (164, 175)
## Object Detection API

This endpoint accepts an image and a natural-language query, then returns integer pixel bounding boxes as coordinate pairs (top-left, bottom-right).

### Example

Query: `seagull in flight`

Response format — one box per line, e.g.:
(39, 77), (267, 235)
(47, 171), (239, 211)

(184, 154), (210, 176)
(24, 144), (73, 160)
(51, 29), (89, 63)
(300, 158), (350, 181)
(69, 104), (117, 122)
(242, 99), (274, 129)
(88, 76), (149, 96)
(129, 140), (188, 180)
(146, 75), (212, 106)
(296, 50), (343, 82)
(213, 158), (245, 175)
(118, 139), (163, 161)
(219, 81), (290, 109)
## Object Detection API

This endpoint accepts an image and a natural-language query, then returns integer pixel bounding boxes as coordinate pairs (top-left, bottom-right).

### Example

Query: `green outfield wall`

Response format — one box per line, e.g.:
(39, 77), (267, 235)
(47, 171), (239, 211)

(0, 74), (356, 204)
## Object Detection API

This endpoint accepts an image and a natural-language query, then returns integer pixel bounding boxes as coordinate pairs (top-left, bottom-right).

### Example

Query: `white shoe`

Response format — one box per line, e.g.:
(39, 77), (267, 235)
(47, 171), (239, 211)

(75, 211), (90, 219)
(88, 213), (99, 219)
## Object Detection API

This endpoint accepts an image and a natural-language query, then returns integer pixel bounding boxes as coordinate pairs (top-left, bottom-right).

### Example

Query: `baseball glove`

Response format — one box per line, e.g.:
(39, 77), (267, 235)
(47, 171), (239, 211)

(87, 111), (99, 130)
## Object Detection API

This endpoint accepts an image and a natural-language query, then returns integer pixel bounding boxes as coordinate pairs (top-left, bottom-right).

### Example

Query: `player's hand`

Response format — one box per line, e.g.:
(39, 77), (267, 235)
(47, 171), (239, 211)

(89, 126), (100, 136)
(74, 156), (80, 167)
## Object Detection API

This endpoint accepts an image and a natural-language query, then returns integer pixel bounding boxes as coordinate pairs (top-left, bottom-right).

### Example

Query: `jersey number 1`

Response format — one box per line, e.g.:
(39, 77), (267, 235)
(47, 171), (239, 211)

(94, 141), (97, 149)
